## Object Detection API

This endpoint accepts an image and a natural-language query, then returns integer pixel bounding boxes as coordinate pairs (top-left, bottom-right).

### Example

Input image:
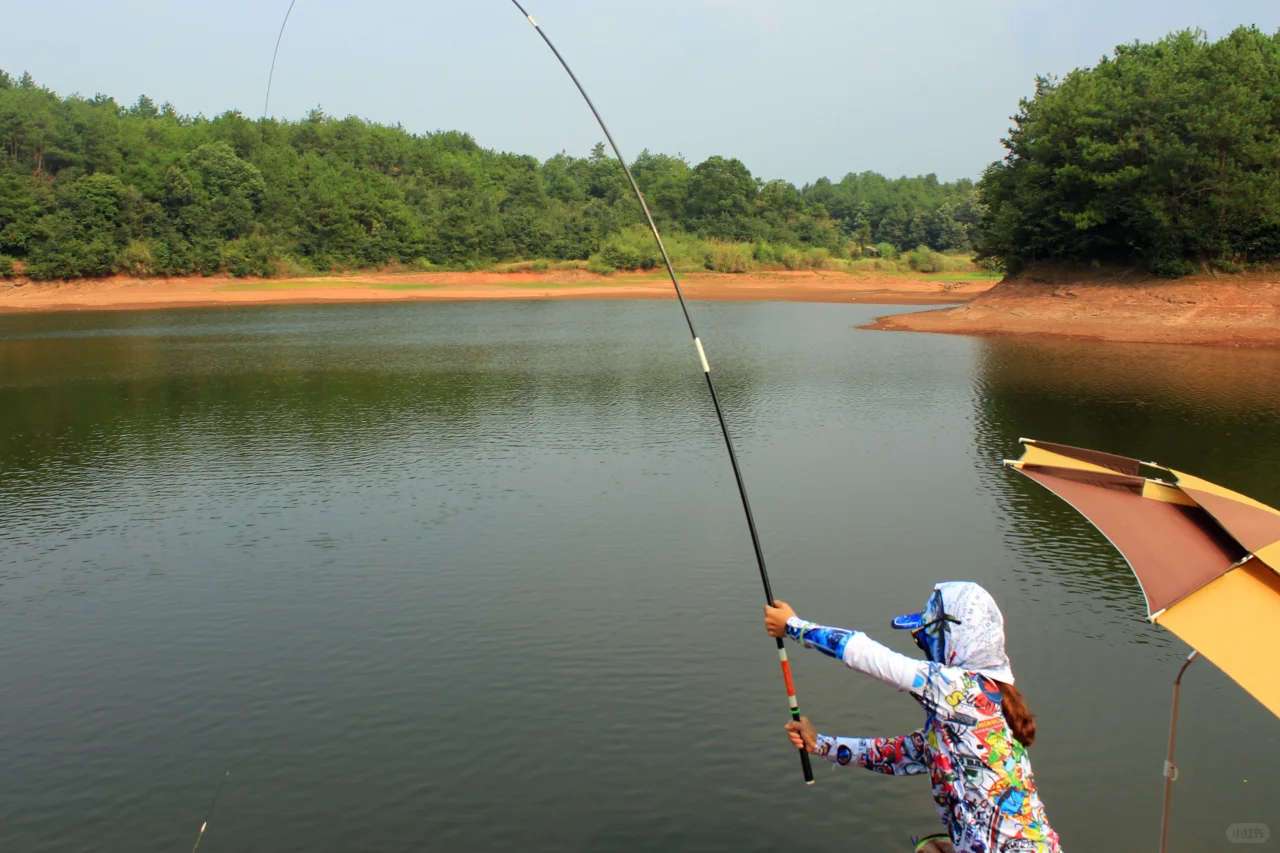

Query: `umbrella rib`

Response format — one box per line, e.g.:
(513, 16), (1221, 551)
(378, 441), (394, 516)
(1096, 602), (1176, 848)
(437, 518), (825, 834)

(1149, 554), (1257, 621)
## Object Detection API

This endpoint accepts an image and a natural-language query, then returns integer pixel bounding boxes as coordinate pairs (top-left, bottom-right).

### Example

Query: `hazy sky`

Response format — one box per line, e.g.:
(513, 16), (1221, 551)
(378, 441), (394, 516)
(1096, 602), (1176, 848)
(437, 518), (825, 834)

(5, 1), (1278, 184)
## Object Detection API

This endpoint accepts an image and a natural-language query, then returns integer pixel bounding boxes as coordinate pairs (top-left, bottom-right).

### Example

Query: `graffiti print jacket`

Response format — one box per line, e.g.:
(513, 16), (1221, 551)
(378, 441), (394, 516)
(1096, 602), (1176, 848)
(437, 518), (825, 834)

(785, 581), (1063, 853)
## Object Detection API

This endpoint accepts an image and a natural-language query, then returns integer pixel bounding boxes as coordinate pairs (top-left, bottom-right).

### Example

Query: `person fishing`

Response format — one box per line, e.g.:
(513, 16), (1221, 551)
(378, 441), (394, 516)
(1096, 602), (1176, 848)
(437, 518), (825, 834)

(764, 581), (1063, 853)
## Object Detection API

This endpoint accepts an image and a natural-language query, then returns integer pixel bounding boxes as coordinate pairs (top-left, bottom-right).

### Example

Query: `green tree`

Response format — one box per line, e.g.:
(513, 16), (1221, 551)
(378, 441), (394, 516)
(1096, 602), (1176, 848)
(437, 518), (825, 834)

(0, 68), (985, 280)
(186, 141), (266, 238)
(686, 155), (759, 239)
(631, 150), (690, 226)
(978, 27), (1280, 275)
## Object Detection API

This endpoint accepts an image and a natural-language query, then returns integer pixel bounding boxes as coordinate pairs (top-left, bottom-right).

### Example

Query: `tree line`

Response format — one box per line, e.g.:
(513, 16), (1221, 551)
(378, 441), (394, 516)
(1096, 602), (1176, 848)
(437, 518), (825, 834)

(0, 70), (982, 280)
(11, 26), (1270, 282)
(978, 26), (1280, 276)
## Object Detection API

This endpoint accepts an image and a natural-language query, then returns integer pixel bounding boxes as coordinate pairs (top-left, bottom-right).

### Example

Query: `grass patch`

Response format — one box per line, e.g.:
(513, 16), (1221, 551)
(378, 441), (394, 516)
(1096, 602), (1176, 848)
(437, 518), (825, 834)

(493, 281), (617, 289)
(614, 272), (673, 281)
(915, 271), (1004, 281)
(368, 283), (444, 290)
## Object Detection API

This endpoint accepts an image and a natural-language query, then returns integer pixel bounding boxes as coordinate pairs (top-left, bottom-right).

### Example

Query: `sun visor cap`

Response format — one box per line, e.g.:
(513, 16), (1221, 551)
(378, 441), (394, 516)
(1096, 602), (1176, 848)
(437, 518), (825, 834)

(892, 612), (926, 630)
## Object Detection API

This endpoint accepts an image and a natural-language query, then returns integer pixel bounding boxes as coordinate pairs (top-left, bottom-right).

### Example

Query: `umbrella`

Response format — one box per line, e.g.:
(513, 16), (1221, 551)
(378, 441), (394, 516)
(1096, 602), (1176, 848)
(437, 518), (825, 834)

(1004, 439), (1280, 850)
(1005, 438), (1280, 716)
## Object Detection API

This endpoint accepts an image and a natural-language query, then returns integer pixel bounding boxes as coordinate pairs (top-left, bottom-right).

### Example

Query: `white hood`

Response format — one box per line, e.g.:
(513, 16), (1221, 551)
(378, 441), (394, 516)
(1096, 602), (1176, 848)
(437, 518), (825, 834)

(924, 581), (1016, 684)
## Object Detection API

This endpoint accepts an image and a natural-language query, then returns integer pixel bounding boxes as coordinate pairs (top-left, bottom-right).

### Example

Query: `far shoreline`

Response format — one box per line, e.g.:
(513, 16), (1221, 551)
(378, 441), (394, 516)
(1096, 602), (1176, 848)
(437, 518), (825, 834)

(0, 269), (992, 314)
(6, 268), (1278, 349)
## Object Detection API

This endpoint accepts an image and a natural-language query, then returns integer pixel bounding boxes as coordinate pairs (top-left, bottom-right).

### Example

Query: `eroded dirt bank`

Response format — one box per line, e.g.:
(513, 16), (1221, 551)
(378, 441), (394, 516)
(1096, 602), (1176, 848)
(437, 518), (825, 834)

(866, 272), (1280, 346)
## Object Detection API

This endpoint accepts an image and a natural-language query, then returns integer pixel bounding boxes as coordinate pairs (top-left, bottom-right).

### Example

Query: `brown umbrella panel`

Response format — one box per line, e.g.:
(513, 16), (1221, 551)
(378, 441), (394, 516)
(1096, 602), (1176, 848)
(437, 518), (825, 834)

(1169, 470), (1280, 571)
(1012, 439), (1280, 573)
(1007, 440), (1280, 718)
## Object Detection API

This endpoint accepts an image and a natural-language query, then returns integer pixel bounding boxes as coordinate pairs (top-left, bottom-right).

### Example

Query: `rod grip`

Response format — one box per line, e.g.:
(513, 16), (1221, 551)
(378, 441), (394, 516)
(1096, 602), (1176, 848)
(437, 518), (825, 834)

(798, 744), (815, 784)
(776, 637), (814, 785)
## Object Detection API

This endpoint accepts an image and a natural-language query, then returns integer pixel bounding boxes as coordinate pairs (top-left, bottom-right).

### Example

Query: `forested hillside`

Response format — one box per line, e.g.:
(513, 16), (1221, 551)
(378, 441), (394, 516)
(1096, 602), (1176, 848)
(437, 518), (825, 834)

(978, 26), (1280, 276)
(0, 71), (980, 280)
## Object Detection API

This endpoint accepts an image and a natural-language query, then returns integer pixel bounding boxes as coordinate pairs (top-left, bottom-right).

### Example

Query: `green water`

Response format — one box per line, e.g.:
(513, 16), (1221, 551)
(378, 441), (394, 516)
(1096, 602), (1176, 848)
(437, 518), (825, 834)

(2, 301), (1277, 852)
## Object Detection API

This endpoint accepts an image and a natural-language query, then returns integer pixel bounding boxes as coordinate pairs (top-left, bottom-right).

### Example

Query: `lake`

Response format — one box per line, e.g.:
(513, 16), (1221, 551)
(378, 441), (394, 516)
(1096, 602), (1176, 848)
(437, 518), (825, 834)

(2, 300), (1278, 852)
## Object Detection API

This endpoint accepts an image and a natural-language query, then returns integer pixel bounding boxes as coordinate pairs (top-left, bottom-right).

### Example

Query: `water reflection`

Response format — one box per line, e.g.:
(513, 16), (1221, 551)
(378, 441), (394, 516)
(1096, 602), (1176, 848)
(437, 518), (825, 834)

(2, 305), (1278, 853)
(971, 338), (1280, 640)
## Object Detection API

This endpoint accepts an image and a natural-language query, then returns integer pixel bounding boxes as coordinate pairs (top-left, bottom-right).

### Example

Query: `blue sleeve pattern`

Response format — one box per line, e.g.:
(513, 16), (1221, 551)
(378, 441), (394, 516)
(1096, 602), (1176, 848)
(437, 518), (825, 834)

(786, 621), (855, 660)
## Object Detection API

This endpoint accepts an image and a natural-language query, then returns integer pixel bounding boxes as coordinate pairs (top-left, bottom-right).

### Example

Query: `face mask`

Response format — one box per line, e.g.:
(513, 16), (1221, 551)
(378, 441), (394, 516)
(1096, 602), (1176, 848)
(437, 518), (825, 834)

(911, 588), (961, 664)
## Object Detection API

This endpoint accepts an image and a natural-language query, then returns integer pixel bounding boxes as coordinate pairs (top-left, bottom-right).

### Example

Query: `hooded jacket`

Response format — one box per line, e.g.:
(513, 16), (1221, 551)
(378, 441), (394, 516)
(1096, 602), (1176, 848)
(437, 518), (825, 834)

(785, 582), (1063, 853)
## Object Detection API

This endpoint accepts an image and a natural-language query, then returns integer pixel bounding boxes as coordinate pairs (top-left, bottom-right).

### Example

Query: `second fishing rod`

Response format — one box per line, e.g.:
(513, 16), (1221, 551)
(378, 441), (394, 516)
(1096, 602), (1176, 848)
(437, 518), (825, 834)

(507, 0), (815, 786)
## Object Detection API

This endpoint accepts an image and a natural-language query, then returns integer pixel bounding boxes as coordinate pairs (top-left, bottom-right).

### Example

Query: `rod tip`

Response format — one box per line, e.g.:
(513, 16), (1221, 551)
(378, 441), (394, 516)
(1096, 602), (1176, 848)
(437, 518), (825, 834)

(806, 780), (816, 786)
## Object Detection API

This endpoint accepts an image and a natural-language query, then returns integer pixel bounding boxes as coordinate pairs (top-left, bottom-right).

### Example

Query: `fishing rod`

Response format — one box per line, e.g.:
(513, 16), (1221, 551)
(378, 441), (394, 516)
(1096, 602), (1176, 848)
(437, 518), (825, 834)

(190, 770), (229, 853)
(262, 1), (814, 785)
(263, 0), (298, 122)
(507, 1), (812, 785)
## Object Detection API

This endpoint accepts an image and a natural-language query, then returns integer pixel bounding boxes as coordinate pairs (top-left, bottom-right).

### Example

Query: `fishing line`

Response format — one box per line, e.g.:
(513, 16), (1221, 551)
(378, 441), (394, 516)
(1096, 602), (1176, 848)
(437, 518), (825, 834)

(190, 771), (229, 853)
(263, 0), (298, 121)
(261, 1), (814, 785)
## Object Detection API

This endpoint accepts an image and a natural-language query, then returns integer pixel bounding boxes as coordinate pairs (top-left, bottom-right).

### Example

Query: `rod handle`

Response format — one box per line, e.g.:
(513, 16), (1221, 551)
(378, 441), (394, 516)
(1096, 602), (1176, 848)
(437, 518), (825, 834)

(797, 743), (815, 784)
(776, 637), (815, 785)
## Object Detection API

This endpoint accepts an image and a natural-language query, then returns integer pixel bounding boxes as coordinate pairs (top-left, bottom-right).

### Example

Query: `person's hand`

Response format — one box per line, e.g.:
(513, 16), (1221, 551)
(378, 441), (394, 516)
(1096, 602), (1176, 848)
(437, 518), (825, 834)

(785, 717), (818, 753)
(763, 600), (797, 637)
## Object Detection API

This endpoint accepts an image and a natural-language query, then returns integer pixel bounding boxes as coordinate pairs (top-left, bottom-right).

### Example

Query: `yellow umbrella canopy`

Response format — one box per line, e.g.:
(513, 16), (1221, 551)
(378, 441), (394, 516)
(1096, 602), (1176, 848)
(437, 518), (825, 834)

(1005, 439), (1280, 718)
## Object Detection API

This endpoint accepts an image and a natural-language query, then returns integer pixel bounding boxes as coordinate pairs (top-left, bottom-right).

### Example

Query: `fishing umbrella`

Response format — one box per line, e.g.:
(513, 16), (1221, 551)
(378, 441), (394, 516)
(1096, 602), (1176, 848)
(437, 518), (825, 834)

(1005, 438), (1280, 715)
(1004, 438), (1280, 849)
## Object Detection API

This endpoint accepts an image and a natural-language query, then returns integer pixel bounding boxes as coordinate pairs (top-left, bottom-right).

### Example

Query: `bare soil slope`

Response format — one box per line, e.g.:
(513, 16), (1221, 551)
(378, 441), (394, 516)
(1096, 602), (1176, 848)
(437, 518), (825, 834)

(867, 271), (1280, 346)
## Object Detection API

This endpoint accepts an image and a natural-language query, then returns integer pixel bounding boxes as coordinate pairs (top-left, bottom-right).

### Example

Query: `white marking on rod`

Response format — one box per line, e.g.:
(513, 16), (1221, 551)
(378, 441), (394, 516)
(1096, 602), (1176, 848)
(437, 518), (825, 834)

(527, 15), (537, 26)
(788, 696), (799, 709)
(695, 338), (710, 373)
(777, 647), (788, 662)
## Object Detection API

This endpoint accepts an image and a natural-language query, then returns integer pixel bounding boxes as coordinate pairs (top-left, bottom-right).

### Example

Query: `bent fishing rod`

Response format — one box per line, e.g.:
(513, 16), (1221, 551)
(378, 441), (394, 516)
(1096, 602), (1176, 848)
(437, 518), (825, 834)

(503, 1), (813, 785)
(264, 1), (814, 786)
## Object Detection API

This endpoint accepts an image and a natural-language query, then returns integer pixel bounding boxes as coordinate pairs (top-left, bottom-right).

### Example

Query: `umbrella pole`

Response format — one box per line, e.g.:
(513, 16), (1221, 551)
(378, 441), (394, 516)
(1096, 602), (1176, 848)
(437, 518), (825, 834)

(1158, 650), (1199, 853)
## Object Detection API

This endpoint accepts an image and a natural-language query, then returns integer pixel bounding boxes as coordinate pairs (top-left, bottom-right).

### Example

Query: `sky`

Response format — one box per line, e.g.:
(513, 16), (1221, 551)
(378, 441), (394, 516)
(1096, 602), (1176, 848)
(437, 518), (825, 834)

(4, 0), (1278, 185)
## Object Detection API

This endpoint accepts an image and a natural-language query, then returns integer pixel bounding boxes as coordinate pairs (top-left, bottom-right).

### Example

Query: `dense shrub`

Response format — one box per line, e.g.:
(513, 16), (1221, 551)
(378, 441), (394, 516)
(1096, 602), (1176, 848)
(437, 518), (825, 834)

(599, 234), (659, 271)
(221, 236), (280, 278)
(907, 245), (944, 274)
(705, 241), (751, 273)
(586, 255), (616, 276)
(779, 247), (831, 270)
(751, 240), (780, 265)
(116, 240), (158, 277)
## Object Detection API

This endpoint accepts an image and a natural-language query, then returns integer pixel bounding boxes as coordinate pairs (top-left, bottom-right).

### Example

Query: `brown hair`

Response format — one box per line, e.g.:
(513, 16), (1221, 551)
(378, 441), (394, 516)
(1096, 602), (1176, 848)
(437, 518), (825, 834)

(994, 681), (1036, 748)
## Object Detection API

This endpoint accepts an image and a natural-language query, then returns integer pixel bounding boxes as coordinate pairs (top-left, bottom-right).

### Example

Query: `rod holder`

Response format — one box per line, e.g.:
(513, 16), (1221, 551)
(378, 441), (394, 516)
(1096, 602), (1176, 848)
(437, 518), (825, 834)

(1158, 650), (1199, 853)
